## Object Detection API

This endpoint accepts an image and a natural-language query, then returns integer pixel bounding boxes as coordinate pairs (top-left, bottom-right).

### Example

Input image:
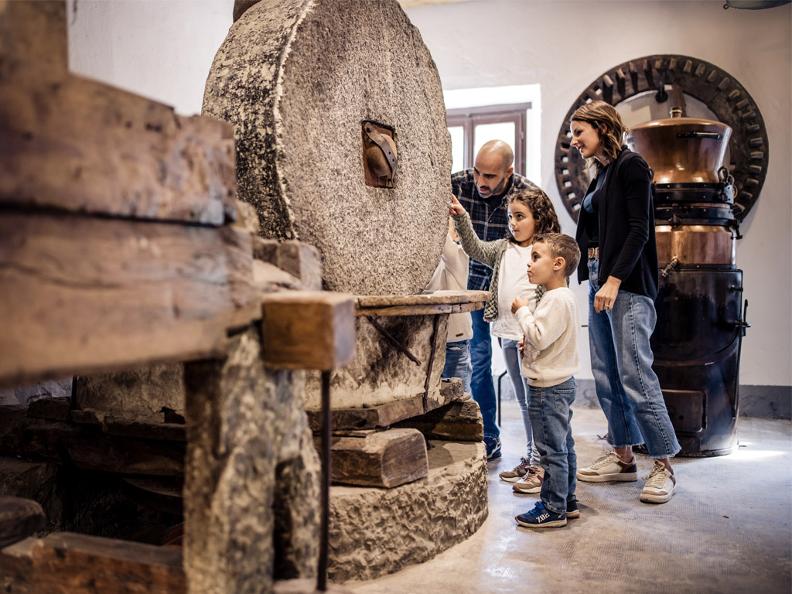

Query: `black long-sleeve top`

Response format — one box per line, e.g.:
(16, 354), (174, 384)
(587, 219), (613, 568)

(575, 148), (659, 299)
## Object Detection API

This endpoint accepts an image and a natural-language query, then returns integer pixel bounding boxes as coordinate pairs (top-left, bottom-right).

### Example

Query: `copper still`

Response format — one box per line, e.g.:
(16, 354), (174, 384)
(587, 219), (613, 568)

(627, 106), (749, 457)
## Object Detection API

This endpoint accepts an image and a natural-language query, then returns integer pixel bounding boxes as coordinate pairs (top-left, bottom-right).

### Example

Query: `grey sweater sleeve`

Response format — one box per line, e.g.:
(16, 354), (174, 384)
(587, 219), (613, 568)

(452, 212), (504, 269)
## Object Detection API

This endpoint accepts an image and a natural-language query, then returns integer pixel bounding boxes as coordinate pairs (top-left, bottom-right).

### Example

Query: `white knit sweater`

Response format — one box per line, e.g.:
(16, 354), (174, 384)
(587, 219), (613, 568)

(515, 287), (578, 388)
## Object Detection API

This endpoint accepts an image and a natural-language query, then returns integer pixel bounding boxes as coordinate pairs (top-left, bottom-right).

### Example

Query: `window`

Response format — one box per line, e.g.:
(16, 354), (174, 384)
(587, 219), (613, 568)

(446, 103), (530, 175)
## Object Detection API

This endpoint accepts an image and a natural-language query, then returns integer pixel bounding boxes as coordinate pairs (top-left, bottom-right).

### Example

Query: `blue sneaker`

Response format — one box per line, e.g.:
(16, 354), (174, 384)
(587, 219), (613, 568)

(484, 437), (502, 461)
(566, 498), (580, 519)
(515, 502), (567, 529)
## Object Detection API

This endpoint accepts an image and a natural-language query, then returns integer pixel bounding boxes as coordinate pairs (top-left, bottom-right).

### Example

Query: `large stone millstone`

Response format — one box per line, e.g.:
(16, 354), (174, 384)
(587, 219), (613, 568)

(203, 0), (451, 295)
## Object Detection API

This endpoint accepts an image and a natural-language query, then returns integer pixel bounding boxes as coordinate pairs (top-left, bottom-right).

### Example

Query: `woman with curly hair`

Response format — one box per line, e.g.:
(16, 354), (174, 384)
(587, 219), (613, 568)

(572, 100), (680, 504)
(449, 186), (560, 495)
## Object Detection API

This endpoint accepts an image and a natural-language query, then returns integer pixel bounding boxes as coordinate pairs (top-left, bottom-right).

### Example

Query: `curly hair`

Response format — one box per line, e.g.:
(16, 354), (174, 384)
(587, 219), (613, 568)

(507, 187), (561, 242)
(570, 100), (626, 167)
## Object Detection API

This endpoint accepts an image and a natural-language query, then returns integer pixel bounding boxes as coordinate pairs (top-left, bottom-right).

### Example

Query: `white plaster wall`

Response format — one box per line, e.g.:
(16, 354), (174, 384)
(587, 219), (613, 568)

(64, 0), (791, 386)
(405, 0), (792, 387)
(66, 0), (233, 115)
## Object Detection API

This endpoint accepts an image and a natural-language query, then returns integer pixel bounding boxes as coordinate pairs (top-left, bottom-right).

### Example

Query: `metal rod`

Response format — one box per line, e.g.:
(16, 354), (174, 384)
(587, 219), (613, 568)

(365, 316), (422, 366)
(422, 315), (441, 412)
(317, 370), (331, 592)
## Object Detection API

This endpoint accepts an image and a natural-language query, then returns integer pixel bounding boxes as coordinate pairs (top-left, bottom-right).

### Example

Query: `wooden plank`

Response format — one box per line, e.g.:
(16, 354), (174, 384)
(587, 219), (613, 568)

(260, 292), (356, 370)
(394, 398), (484, 442)
(0, 212), (258, 388)
(357, 290), (489, 308)
(0, 533), (185, 593)
(306, 379), (466, 432)
(0, 74), (237, 225)
(356, 300), (485, 317)
(0, 1), (236, 225)
(323, 428), (428, 488)
(307, 394), (424, 432)
(0, 497), (45, 549)
(65, 435), (184, 477)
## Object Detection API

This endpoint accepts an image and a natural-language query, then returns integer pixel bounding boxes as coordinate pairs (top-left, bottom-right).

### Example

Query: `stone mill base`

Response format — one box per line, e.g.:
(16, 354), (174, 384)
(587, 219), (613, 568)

(327, 440), (487, 583)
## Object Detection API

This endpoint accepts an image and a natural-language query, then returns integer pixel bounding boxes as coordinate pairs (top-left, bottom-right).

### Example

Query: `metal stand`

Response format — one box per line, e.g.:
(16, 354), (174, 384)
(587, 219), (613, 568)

(317, 370), (331, 591)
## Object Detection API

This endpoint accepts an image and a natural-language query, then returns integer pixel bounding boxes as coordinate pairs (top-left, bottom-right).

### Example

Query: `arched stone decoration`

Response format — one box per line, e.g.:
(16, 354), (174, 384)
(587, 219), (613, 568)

(204, 0), (451, 295)
(554, 55), (769, 223)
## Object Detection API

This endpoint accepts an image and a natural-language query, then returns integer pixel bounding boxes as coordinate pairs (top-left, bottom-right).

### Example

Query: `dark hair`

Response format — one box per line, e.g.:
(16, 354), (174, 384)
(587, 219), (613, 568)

(570, 100), (626, 167)
(533, 233), (580, 278)
(506, 187), (560, 242)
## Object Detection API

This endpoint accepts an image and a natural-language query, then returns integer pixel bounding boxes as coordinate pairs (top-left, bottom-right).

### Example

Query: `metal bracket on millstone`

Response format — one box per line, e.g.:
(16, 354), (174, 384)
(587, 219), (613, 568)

(362, 120), (397, 188)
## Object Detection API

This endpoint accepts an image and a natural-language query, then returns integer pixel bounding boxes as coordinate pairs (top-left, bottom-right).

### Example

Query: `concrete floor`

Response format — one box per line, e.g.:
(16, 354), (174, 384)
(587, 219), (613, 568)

(348, 402), (792, 593)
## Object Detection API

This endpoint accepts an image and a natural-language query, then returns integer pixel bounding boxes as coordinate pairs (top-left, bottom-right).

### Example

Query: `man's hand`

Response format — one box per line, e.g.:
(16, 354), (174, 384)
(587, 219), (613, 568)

(448, 194), (465, 216)
(511, 296), (529, 314)
(594, 276), (622, 313)
(518, 338), (524, 353)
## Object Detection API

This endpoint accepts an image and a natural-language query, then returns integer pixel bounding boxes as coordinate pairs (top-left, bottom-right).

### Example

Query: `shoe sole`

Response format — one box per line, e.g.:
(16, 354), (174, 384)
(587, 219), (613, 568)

(576, 471), (637, 483)
(499, 475), (525, 484)
(512, 486), (541, 494)
(566, 510), (580, 519)
(640, 485), (676, 504)
(516, 518), (567, 529)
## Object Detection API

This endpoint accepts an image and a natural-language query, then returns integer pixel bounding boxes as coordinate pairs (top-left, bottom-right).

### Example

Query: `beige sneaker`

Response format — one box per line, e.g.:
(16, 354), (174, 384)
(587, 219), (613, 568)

(640, 461), (677, 504)
(512, 465), (544, 494)
(576, 452), (638, 483)
(499, 457), (532, 483)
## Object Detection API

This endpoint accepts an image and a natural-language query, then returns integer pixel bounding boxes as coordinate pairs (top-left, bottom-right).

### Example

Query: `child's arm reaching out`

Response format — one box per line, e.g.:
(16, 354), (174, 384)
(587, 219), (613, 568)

(448, 195), (503, 268)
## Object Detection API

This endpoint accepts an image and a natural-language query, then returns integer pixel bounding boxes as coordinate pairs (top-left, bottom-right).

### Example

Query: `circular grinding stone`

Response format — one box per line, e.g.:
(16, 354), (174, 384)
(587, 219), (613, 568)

(204, 0), (451, 295)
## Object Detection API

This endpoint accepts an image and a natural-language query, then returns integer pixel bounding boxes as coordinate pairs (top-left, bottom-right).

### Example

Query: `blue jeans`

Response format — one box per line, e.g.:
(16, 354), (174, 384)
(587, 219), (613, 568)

(443, 339), (471, 395)
(470, 308), (499, 442)
(588, 258), (681, 458)
(500, 338), (538, 462)
(528, 377), (577, 515)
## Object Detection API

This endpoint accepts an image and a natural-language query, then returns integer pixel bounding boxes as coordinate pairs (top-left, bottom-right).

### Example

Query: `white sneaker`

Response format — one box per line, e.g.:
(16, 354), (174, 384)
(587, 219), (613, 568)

(640, 461), (677, 504)
(576, 452), (638, 483)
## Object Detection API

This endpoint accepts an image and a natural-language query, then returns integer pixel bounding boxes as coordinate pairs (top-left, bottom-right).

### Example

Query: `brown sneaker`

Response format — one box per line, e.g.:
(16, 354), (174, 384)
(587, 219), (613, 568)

(499, 457), (532, 483)
(512, 465), (544, 494)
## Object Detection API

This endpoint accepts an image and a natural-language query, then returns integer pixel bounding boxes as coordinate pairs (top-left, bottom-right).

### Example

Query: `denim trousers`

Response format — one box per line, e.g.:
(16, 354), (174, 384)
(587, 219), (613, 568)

(500, 338), (539, 462)
(443, 339), (472, 395)
(470, 309), (500, 441)
(528, 377), (577, 515)
(587, 258), (681, 458)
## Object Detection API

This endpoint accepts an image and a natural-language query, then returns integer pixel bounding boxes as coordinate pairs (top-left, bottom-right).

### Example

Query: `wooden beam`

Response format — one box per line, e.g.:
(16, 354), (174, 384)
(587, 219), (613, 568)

(306, 394), (425, 432)
(394, 398), (484, 442)
(355, 290), (489, 317)
(260, 292), (356, 370)
(356, 301), (485, 317)
(0, 533), (185, 593)
(0, 212), (258, 388)
(306, 378), (466, 432)
(323, 429), (428, 488)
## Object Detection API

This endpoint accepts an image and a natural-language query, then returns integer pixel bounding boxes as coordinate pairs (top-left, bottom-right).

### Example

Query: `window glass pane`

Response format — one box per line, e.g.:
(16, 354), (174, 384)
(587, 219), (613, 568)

(473, 122), (516, 159)
(448, 126), (464, 173)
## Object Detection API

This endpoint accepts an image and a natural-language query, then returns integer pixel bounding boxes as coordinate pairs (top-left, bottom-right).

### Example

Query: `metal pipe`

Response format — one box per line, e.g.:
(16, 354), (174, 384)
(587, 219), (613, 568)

(317, 370), (331, 591)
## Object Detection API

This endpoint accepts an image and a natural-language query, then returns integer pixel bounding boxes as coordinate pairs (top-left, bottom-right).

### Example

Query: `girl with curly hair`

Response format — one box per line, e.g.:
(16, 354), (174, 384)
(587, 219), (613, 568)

(449, 186), (560, 495)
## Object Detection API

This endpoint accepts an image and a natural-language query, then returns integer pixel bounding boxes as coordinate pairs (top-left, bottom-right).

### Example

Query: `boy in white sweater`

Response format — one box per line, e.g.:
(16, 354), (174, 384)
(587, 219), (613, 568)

(510, 233), (581, 528)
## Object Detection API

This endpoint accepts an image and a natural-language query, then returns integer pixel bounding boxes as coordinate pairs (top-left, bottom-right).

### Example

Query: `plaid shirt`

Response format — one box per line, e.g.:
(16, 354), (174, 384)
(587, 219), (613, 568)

(451, 170), (541, 291)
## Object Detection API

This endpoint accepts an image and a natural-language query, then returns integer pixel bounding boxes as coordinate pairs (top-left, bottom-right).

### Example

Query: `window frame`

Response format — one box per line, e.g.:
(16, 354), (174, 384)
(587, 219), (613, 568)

(446, 102), (531, 176)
